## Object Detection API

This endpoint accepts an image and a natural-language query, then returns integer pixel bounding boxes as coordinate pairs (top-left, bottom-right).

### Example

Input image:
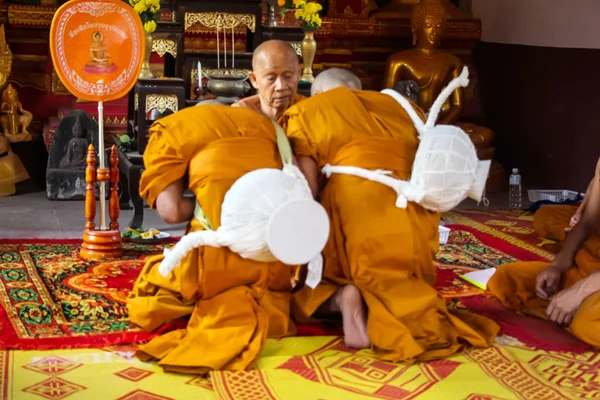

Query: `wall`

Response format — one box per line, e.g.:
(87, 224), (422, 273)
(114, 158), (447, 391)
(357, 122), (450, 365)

(470, 0), (600, 190)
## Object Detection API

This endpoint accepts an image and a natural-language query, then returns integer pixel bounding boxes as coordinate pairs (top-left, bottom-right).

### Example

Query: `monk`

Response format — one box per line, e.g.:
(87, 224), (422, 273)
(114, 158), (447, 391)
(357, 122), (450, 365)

(488, 158), (600, 346)
(311, 67), (362, 96)
(232, 40), (304, 121)
(126, 104), (296, 375)
(284, 74), (499, 362)
(534, 179), (592, 243)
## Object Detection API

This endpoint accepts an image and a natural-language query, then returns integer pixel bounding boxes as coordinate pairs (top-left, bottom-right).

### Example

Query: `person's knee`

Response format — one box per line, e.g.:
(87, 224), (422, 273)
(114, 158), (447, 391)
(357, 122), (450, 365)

(571, 301), (600, 347)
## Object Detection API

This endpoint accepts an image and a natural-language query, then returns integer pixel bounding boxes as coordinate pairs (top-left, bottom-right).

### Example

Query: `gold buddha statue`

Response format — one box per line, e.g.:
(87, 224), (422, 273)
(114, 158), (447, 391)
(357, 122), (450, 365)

(84, 31), (117, 74)
(0, 132), (29, 196)
(383, 0), (504, 188)
(373, 0), (471, 20)
(0, 84), (33, 143)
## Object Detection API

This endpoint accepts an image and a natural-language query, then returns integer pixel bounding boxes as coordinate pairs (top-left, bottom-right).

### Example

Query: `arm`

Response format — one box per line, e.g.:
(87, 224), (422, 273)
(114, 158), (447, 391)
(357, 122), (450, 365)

(297, 156), (319, 198)
(155, 179), (195, 224)
(438, 62), (465, 125)
(383, 58), (404, 89)
(552, 175), (600, 271)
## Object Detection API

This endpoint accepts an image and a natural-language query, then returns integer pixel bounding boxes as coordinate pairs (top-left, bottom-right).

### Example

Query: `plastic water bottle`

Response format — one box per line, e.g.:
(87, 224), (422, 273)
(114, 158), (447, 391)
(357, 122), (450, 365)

(509, 168), (522, 209)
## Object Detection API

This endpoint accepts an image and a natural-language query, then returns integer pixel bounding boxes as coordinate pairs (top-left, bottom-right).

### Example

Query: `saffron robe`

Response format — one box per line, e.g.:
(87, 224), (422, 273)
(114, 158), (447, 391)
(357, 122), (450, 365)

(283, 87), (499, 362)
(127, 106), (295, 375)
(489, 203), (600, 347)
(533, 205), (579, 242)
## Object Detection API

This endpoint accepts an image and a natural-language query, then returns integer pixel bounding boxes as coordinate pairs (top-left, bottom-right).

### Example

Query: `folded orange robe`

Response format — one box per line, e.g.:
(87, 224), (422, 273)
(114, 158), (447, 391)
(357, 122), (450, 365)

(489, 218), (600, 348)
(127, 106), (295, 375)
(283, 87), (499, 363)
(533, 205), (578, 242)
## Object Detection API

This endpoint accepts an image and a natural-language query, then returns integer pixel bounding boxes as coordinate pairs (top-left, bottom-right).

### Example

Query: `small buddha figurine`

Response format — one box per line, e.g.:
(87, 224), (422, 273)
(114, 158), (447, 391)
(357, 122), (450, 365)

(0, 132), (29, 196)
(84, 31), (117, 74)
(383, 0), (495, 160)
(0, 84), (33, 143)
(59, 117), (88, 169)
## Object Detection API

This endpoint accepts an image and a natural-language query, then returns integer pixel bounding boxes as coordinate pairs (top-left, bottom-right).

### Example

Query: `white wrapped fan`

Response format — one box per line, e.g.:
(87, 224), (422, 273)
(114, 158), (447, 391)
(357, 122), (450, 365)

(322, 66), (490, 213)
(158, 121), (330, 290)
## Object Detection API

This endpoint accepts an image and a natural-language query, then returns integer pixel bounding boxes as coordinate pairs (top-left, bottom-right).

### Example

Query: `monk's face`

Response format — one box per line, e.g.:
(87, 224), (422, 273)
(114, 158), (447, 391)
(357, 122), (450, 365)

(250, 50), (300, 111)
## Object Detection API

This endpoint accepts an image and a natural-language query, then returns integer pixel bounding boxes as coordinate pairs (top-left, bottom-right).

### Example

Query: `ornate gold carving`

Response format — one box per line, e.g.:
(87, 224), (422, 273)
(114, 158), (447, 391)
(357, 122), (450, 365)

(51, 70), (69, 95)
(152, 38), (177, 58)
(8, 5), (55, 28)
(344, 6), (355, 15)
(184, 12), (256, 33)
(134, 93), (138, 111)
(0, 25), (12, 88)
(290, 42), (302, 57)
(145, 94), (178, 114)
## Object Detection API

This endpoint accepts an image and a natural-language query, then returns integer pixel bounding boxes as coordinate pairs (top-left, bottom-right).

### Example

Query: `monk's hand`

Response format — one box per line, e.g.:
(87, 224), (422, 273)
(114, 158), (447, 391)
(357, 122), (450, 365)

(535, 266), (563, 300)
(546, 285), (585, 326)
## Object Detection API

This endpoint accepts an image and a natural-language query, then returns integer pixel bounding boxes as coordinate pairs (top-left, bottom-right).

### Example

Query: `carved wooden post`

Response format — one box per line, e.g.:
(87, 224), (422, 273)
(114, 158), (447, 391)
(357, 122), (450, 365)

(84, 144), (96, 231)
(109, 145), (120, 230)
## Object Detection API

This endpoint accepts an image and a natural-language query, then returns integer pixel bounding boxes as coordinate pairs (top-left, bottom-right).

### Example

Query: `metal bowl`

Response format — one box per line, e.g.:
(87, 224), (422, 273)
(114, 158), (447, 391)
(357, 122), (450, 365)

(206, 69), (251, 99)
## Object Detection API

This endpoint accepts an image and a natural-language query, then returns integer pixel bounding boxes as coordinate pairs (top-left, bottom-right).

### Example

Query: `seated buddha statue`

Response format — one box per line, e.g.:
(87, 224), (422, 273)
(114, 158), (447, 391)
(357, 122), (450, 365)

(383, 0), (496, 163)
(84, 31), (117, 74)
(59, 117), (88, 170)
(0, 84), (33, 143)
(0, 132), (29, 196)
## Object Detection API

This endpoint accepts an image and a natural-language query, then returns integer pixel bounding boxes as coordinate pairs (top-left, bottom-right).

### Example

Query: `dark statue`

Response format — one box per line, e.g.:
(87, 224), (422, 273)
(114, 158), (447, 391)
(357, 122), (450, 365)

(59, 117), (87, 169)
(46, 110), (103, 200)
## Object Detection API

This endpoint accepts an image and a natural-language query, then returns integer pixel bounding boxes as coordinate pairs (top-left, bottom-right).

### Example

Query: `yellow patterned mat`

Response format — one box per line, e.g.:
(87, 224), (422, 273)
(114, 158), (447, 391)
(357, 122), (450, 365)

(3, 336), (598, 399)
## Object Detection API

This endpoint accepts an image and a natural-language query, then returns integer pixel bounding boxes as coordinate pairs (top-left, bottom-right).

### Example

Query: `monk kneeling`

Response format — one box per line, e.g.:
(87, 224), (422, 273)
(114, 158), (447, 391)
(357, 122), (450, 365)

(285, 69), (499, 362)
(489, 158), (600, 347)
(127, 105), (299, 375)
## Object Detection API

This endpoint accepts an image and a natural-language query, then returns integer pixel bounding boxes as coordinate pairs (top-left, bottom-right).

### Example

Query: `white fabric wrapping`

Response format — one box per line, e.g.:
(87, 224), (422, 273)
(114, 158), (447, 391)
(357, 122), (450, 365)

(322, 66), (490, 213)
(158, 121), (330, 285)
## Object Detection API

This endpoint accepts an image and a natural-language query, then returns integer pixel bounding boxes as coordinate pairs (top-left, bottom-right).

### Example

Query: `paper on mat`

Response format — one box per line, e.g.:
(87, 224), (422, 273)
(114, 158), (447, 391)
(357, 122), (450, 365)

(459, 268), (497, 290)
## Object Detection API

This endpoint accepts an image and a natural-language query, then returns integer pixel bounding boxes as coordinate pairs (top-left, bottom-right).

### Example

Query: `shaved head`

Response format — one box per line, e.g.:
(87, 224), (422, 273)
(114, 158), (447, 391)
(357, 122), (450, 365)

(252, 40), (298, 70)
(311, 68), (362, 96)
(249, 40), (301, 120)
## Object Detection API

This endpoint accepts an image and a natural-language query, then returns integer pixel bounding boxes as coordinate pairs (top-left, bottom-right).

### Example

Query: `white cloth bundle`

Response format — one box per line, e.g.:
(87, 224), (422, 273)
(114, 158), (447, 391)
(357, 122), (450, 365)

(158, 121), (330, 290)
(322, 66), (490, 213)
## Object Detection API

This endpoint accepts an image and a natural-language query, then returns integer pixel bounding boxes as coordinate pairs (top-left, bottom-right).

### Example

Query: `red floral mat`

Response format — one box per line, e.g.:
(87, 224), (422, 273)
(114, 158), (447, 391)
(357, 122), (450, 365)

(0, 217), (589, 352)
(444, 210), (594, 353)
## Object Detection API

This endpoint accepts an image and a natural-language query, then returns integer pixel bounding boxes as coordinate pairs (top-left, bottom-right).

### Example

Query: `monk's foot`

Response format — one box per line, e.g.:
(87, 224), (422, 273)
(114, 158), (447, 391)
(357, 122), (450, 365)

(336, 285), (370, 349)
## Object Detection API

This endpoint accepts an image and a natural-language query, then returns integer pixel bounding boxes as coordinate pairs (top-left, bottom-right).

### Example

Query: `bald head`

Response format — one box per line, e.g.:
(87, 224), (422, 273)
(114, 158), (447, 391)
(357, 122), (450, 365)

(252, 40), (298, 70)
(249, 40), (301, 120)
(311, 68), (362, 96)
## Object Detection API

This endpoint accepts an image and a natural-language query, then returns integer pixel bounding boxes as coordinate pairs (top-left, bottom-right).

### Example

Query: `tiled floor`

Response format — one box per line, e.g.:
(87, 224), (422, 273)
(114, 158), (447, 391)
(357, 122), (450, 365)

(0, 188), (515, 239)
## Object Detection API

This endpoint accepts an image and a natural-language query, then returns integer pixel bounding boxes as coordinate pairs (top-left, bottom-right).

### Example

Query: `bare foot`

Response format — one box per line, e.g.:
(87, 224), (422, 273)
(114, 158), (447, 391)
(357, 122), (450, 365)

(334, 285), (370, 349)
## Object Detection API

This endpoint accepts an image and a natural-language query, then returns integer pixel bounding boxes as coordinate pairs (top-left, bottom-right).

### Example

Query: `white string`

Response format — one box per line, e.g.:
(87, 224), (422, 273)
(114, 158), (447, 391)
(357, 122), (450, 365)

(426, 66), (470, 128)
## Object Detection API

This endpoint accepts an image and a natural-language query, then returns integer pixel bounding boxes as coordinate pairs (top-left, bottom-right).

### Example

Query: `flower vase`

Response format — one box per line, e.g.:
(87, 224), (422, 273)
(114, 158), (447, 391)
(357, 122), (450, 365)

(138, 32), (154, 79)
(300, 29), (316, 83)
(265, 0), (278, 27)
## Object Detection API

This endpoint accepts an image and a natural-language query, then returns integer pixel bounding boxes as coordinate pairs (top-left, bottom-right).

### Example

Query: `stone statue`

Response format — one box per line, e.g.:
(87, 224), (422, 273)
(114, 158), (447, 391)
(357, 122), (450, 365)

(0, 84), (33, 143)
(46, 110), (102, 200)
(393, 80), (420, 105)
(383, 0), (494, 155)
(59, 116), (88, 169)
(84, 31), (117, 74)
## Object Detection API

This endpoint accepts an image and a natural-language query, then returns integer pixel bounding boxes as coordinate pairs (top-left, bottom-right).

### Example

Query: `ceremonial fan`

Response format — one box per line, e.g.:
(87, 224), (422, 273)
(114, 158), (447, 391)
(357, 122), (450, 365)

(49, 0), (145, 260)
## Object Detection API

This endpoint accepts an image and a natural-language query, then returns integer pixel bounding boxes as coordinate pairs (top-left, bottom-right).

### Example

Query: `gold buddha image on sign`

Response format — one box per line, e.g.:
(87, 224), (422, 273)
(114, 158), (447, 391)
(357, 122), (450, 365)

(84, 31), (117, 74)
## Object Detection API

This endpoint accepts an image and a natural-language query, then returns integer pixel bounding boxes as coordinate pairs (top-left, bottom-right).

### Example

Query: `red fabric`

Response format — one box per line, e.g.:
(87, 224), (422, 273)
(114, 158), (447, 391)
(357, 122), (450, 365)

(462, 295), (592, 353)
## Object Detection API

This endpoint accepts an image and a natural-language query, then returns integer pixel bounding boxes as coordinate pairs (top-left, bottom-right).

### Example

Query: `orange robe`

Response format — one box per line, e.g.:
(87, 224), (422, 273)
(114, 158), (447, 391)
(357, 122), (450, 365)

(533, 205), (578, 242)
(283, 87), (499, 363)
(127, 106), (295, 375)
(489, 218), (600, 348)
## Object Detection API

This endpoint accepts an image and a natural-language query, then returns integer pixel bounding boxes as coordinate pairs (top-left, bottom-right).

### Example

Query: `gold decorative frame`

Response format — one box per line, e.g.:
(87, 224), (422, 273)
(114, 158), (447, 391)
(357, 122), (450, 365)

(152, 38), (177, 58)
(184, 12), (256, 33)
